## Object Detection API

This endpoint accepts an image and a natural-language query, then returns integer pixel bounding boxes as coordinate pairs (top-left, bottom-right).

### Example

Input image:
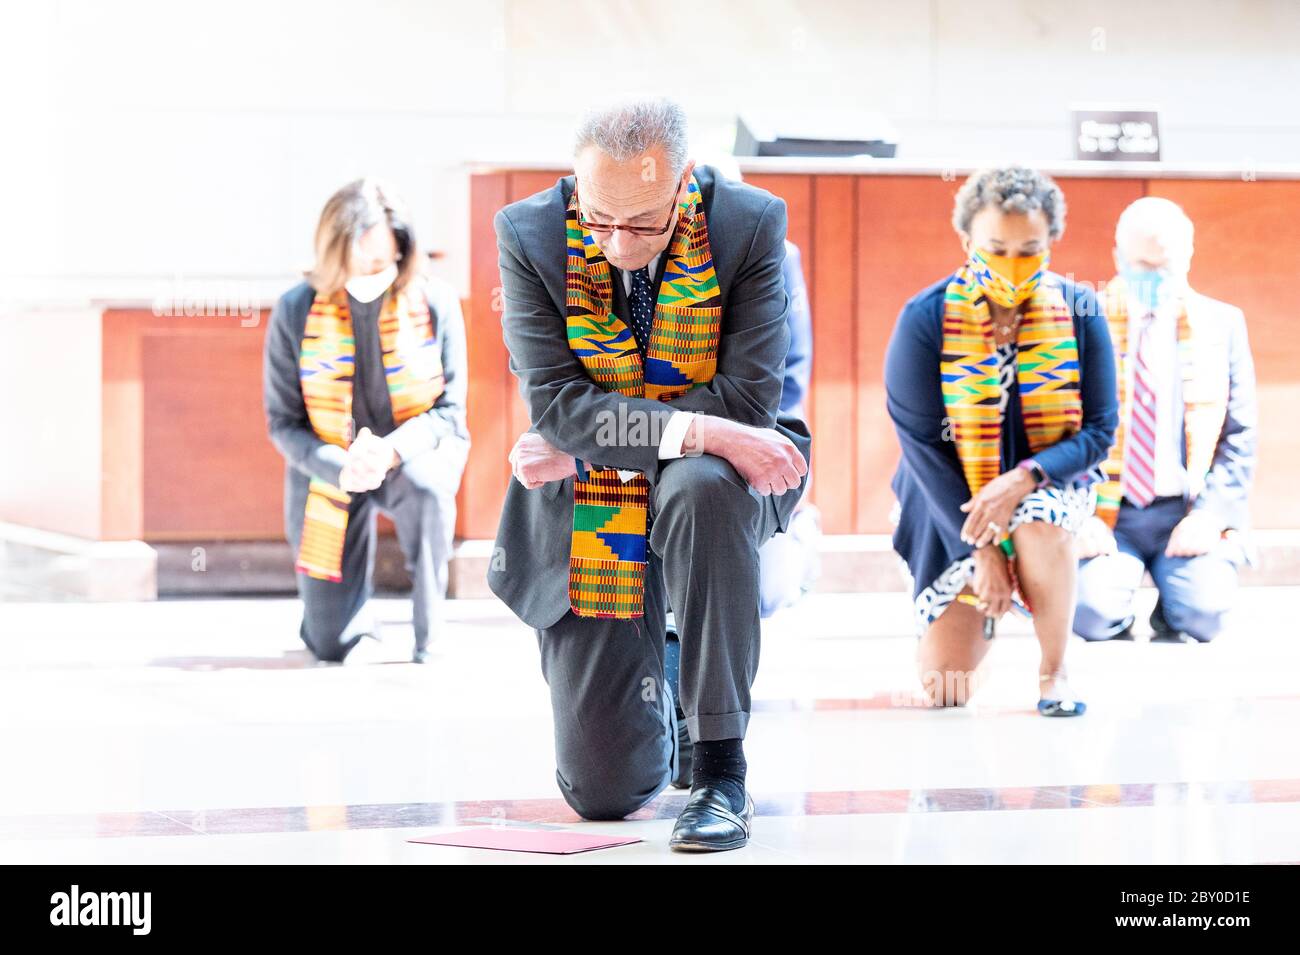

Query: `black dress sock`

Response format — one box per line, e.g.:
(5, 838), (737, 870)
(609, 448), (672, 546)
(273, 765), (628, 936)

(692, 737), (746, 813)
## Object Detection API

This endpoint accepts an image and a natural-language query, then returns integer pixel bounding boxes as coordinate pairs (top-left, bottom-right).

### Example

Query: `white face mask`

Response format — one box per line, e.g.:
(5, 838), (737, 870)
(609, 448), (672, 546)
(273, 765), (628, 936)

(345, 263), (398, 303)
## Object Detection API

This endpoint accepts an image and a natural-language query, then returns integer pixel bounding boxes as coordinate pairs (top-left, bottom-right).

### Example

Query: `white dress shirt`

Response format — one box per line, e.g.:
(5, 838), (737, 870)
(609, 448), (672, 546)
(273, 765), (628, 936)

(617, 253), (661, 297)
(1125, 291), (1187, 498)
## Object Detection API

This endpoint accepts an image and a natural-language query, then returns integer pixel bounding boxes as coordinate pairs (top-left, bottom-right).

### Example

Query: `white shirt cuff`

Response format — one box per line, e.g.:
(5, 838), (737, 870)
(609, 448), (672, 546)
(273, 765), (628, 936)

(610, 410), (695, 482)
(657, 411), (697, 460)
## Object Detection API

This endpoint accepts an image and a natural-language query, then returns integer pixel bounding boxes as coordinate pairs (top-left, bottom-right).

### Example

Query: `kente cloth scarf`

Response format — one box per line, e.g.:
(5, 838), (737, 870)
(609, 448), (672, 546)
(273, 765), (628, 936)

(1093, 277), (1230, 527)
(940, 263), (1083, 510)
(296, 284), (445, 582)
(565, 176), (721, 618)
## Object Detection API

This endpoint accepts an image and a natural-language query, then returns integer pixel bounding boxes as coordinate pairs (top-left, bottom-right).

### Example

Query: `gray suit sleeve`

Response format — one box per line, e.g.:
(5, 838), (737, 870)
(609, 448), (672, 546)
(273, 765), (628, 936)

(496, 209), (673, 473)
(262, 291), (347, 486)
(495, 195), (791, 473)
(387, 280), (470, 462)
(1192, 308), (1258, 529)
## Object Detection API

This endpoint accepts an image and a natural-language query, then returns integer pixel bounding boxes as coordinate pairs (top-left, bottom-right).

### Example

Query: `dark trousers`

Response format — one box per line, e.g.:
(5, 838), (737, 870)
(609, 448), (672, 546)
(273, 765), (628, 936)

(535, 454), (801, 820)
(287, 436), (467, 662)
(1074, 495), (1246, 643)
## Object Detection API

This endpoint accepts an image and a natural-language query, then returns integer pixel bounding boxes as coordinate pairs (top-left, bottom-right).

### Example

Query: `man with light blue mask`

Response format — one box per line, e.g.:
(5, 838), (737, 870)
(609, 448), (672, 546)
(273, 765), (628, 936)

(1074, 197), (1258, 643)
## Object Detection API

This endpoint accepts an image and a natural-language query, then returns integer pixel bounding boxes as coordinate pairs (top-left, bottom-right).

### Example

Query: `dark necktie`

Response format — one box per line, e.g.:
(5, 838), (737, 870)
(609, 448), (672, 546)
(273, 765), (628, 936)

(627, 265), (655, 355)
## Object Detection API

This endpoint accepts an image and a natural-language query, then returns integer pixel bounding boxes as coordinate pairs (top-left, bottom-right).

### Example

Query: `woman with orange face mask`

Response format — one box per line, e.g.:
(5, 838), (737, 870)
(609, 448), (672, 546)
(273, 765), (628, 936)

(884, 167), (1118, 716)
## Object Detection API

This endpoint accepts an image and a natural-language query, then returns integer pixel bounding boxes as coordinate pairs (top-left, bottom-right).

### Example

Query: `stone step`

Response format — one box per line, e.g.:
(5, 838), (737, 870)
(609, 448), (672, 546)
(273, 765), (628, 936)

(5, 524), (1298, 601)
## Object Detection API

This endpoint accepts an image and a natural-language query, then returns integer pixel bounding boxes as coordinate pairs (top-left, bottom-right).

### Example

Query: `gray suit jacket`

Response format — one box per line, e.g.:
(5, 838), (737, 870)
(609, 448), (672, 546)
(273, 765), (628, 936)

(1182, 289), (1258, 537)
(488, 164), (811, 629)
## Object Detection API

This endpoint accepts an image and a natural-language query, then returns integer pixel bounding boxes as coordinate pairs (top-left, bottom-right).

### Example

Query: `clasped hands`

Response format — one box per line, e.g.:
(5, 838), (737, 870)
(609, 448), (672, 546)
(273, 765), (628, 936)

(959, 466), (1225, 616)
(509, 416), (806, 496)
(1076, 510), (1222, 560)
(958, 467), (1034, 618)
(338, 427), (401, 493)
(959, 467), (1036, 549)
(971, 512), (1223, 619)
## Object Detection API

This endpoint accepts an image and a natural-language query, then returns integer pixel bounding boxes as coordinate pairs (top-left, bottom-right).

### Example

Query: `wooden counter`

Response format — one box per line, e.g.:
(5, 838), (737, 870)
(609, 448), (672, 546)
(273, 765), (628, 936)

(464, 160), (1300, 537)
(4, 159), (1297, 546)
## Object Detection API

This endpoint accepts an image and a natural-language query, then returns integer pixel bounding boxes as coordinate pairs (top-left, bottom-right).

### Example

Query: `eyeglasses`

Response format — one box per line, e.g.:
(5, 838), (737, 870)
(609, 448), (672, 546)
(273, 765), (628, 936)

(574, 179), (683, 237)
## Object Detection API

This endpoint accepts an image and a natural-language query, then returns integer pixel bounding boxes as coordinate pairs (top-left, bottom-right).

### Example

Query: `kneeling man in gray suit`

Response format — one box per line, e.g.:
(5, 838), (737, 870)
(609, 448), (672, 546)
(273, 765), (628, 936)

(489, 98), (811, 852)
(1074, 197), (1258, 644)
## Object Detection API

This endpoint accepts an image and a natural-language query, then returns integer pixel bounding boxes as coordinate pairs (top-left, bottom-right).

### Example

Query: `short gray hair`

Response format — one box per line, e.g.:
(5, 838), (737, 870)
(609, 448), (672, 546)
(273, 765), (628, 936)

(573, 97), (689, 178)
(1115, 196), (1194, 261)
(952, 166), (1067, 240)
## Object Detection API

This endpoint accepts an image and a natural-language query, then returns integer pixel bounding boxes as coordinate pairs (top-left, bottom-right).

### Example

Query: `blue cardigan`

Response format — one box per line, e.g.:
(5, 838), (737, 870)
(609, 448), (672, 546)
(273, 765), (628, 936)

(884, 272), (1119, 600)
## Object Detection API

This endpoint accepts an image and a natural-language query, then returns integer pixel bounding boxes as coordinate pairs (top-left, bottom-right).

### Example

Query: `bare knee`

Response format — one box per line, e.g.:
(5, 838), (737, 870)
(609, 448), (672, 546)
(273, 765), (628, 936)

(917, 640), (984, 706)
(1013, 520), (1071, 552)
(917, 660), (981, 707)
(916, 602), (988, 706)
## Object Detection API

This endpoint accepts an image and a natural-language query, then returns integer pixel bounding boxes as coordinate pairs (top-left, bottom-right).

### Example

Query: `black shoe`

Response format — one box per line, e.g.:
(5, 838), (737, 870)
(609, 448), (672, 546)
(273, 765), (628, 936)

(1149, 601), (1187, 643)
(1111, 615), (1136, 641)
(1037, 674), (1087, 717)
(669, 787), (753, 852)
(671, 705), (693, 789)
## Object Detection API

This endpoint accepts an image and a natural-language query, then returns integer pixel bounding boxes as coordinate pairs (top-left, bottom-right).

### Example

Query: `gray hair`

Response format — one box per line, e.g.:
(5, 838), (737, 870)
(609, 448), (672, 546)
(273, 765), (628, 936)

(952, 166), (1067, 240)
(573, 97), (689, 178)
(1115, 196), (1194, 261)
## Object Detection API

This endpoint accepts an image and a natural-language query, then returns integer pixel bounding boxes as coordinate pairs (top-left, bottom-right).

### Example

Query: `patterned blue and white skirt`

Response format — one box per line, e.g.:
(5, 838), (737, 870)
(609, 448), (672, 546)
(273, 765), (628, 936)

(892, 482), (1097, 636)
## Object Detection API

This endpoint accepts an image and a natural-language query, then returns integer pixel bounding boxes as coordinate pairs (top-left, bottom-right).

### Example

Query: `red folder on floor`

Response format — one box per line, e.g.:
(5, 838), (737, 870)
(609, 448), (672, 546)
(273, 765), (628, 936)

(409, 827), (641, 854)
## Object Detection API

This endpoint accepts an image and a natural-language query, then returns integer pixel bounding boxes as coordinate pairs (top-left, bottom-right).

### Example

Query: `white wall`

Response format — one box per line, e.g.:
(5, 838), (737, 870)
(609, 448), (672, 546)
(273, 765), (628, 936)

(2, 0), (1298, 307)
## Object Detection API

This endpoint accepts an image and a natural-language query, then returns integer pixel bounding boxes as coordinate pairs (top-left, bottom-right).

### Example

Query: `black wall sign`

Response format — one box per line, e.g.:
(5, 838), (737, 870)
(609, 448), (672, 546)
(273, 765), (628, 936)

(1073, 108), (1160, 161)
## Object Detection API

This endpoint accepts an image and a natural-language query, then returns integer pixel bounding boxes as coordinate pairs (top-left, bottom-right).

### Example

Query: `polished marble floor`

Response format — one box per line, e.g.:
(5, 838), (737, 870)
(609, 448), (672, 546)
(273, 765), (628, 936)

(1, 587), (1298, 864)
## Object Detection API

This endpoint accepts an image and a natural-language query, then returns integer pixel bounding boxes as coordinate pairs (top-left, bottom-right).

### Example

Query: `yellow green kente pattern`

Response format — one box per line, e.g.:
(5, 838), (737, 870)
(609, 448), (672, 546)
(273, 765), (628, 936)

(297, 284), (445, 582)
(940, 265), (1083, 511)
(1093, 277), (1229, 527)
(565, 176), (721, 618)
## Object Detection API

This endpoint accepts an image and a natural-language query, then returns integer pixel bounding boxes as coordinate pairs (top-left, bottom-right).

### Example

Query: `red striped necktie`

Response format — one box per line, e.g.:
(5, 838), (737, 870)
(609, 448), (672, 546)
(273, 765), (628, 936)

(1122, 311), (1159, 507)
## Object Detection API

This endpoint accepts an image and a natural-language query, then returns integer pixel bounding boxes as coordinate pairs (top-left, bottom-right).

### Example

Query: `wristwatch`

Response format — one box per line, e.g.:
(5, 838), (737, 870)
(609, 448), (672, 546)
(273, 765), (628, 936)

(1017, 458), (1048, 488)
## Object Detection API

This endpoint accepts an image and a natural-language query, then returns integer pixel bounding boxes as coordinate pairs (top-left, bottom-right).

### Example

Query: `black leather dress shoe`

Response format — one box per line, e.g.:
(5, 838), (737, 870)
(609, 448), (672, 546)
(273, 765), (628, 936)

(1149, 601), (1187, 643)
(669, 786), (753, 852)
(671, 705), (693, 789)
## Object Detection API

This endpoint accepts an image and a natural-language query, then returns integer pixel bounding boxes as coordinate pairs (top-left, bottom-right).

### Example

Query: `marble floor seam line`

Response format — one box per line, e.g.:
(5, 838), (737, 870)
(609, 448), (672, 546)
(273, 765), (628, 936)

(2, 778), (1295, 842)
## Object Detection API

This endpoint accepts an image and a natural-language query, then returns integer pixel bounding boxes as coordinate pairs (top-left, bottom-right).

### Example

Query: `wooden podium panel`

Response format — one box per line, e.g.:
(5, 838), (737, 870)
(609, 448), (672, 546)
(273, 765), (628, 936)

(8, 163), (1298, 545)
